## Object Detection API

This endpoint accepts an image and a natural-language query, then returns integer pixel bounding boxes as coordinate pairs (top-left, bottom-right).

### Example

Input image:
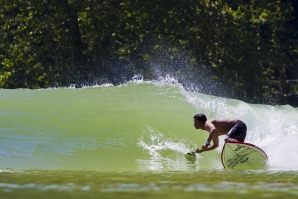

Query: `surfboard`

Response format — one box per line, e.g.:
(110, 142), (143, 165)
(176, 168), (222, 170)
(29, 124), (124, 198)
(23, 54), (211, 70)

(221, 141), (268, 169)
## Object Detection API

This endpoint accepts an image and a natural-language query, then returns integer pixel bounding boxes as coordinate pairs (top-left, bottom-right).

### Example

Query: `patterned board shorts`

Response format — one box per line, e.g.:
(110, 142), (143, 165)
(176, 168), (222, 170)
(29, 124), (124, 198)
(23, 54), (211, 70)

(225, 120), (247, 142)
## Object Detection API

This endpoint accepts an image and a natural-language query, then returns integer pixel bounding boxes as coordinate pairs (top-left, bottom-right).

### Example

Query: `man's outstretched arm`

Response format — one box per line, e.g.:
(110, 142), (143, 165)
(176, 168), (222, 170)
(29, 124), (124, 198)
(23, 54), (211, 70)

(197, 133), (219, 153)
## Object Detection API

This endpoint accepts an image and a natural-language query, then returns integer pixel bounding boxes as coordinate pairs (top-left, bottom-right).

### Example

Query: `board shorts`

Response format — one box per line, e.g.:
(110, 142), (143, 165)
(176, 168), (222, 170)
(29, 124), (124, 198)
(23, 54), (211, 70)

(225, 120), (247, 142)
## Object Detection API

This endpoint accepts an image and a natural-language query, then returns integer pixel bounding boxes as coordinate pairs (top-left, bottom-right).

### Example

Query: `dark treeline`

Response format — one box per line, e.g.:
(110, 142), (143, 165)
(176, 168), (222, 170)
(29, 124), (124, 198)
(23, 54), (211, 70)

(1, 0), (298, 105)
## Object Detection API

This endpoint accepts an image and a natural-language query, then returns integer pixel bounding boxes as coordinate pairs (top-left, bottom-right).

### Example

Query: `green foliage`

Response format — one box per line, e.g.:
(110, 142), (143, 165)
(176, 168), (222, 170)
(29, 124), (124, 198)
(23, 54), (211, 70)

(0, 0), (298, 104)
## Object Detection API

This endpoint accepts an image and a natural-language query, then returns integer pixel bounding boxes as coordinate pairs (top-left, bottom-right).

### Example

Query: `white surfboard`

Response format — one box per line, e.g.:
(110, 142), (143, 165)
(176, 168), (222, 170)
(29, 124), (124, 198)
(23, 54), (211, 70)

(221, 141), (268, 169)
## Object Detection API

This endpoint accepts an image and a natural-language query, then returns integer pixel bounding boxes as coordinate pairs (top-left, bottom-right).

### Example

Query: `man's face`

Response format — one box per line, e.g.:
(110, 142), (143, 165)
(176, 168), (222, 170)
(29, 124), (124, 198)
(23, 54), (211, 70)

(194, 118), (203, 129)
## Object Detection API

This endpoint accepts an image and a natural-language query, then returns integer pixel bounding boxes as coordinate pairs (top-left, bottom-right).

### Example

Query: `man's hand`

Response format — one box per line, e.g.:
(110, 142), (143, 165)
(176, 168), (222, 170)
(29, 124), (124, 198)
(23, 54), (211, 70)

(196, 148), (203, 153)
(201, 144), (209, 150)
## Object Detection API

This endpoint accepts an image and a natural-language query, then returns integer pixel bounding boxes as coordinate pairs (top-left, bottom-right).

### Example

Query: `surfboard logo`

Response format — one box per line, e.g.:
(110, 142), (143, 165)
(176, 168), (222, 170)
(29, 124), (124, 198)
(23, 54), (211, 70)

(240, 157), (249, 163)
(234, 145), (245, 151)
(221, 142), (268, 169)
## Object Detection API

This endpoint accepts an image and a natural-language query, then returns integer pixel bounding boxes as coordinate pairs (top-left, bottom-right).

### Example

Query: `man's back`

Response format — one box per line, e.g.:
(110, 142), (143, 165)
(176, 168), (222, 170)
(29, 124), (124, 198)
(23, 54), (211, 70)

(207, 119), (238, 136)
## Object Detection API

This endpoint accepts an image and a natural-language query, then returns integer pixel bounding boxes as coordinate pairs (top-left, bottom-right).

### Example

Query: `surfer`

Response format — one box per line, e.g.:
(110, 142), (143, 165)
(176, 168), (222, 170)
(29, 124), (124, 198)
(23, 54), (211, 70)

(193, 113), (247, 153)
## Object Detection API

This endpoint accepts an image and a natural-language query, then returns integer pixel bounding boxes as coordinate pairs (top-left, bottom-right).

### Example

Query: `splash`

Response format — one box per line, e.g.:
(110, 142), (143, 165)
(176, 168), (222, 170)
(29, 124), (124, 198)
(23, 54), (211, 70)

(137, 126), (200, 170)
(138, 126), (192, 154)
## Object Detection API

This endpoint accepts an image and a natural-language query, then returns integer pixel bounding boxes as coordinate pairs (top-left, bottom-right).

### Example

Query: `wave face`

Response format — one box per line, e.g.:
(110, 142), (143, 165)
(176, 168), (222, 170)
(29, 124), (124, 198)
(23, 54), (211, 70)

(1, 80), (298, 171)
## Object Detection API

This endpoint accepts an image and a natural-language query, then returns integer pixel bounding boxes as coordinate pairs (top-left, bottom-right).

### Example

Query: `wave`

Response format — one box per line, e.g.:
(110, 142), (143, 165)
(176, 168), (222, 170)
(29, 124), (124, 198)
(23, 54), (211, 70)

(0, 78), (297, 171)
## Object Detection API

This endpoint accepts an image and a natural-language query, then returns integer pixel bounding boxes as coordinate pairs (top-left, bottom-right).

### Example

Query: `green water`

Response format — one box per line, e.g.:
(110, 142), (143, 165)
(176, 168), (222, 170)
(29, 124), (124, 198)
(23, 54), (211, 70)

(1, 81), (298, 198)
(1, 170), (298, 199)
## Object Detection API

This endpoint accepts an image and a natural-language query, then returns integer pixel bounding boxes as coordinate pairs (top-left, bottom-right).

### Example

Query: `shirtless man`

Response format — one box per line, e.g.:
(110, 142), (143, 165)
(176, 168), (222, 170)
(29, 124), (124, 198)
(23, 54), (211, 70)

(193, 113), (247, 153)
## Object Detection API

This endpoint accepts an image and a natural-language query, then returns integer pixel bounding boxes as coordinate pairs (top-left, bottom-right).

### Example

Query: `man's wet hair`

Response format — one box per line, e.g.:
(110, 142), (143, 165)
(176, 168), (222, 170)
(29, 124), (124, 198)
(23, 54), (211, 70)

(193, 113), (207, 122)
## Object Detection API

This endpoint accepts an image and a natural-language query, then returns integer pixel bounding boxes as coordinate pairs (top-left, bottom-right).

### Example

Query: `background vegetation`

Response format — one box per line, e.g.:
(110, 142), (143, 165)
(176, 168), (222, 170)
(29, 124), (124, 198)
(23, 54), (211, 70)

(1, 0), (298, 105)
